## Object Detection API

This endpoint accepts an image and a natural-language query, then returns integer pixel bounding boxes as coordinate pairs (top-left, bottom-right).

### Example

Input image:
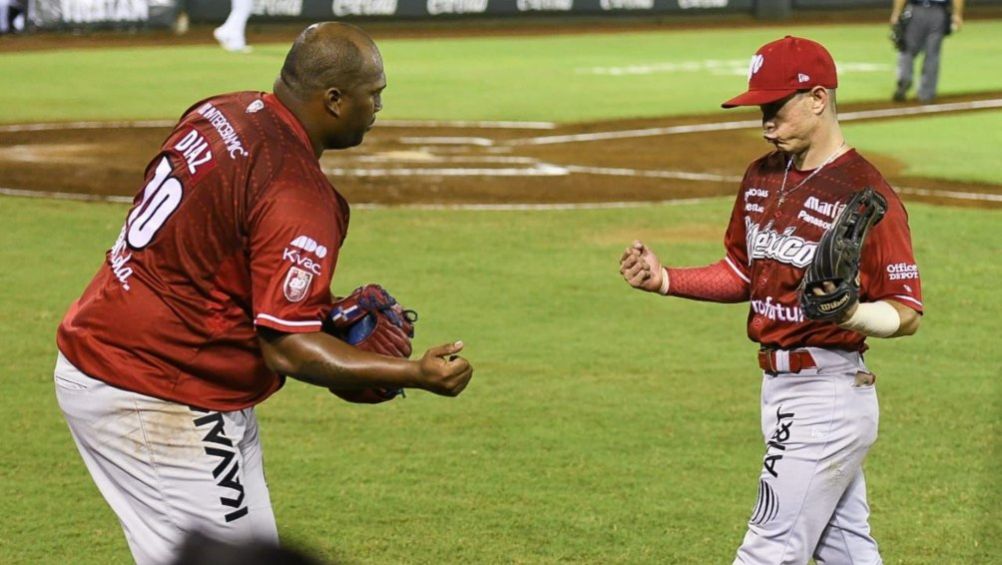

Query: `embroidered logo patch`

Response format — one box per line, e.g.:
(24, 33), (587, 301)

(748, 54), (765, 79)
(283, 266), (313, 302)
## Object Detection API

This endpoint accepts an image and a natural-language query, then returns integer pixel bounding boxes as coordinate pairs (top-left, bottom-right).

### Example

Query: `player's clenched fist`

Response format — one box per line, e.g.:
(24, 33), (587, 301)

(415, 341), (474, 397)
(619, 240), (665, 293)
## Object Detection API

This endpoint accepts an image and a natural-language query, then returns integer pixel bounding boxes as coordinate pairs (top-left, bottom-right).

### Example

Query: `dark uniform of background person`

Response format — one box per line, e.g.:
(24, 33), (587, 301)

(891, 0), (965, 103)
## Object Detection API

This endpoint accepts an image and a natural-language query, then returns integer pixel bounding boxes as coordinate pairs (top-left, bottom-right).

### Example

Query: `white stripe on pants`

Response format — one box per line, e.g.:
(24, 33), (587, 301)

(54, 352), (278, 565)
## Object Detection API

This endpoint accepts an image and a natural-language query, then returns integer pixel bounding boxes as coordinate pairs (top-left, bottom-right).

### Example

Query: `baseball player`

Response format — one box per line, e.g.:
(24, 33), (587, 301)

(891, 0), (965, 103)
(620, 36), (923, 564)
(54, 22), (473, 565)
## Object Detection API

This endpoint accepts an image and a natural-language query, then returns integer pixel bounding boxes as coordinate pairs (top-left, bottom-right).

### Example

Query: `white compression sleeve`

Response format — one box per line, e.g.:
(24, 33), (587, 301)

(840, 301), (901, 338)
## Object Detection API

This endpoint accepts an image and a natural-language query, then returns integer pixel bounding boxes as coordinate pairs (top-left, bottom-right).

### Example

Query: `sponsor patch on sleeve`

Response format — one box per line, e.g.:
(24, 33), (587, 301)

(886, 262), (919, 281)
(283, 266), (313, 302)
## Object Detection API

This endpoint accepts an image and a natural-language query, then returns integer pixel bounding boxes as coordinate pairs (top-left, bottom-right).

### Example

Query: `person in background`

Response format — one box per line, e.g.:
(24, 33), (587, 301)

(0, 0), (25, 35)
(891, 0), (965, 103)
(214, 0), (253, 53)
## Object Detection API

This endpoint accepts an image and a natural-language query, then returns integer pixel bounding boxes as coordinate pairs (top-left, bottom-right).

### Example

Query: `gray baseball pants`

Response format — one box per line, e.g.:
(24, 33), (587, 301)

(897, 4), (949, 103)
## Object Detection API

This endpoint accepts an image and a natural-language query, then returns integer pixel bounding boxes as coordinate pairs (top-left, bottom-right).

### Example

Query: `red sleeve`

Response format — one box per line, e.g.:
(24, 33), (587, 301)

(666, 259), (750, 303)
(860, 184), (924, 313)
(247, 180), (344, 333)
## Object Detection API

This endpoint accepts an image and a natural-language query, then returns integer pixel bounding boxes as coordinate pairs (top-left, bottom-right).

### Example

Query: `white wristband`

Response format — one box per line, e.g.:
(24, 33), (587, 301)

(840, 301), (901, 338)
(658, 267), (670, 295)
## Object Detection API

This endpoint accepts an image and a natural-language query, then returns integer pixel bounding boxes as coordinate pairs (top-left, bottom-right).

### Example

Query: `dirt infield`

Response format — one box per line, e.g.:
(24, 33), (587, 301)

(2, 92), (1001, 209)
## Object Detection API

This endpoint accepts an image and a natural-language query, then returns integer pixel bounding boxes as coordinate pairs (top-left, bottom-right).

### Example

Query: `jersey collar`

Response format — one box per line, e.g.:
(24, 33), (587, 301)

(262, 93), (315, 155)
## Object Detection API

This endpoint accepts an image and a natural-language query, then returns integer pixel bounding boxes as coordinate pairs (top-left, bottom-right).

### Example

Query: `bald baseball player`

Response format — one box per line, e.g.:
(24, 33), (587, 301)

(620, 36), (923, 564)
(55, 22), (473, 564)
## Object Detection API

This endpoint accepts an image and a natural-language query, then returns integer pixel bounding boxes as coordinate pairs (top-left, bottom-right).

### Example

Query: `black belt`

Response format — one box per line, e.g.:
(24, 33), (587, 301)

(909, 0), (948, 7)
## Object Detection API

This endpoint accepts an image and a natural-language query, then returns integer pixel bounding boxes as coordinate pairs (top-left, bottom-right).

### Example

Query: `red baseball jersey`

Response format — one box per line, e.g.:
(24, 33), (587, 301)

(57, 92), (349, 410)
(722, 149), (923, 351)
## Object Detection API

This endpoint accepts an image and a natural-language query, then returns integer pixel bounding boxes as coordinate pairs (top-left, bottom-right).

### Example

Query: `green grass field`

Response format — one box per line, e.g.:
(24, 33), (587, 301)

(2, 196), (1000, 563)
(2, 19), (1002, 564)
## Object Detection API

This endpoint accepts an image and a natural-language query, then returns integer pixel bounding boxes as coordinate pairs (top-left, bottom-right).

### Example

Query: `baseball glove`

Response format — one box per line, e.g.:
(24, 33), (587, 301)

(323, 284), (417, 404)
(799, 187), (888, 322)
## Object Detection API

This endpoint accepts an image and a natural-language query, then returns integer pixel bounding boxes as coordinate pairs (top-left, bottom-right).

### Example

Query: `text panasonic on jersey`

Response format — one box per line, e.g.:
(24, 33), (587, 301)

(745, 217), (817, 268)
(196, 103), (248, 158)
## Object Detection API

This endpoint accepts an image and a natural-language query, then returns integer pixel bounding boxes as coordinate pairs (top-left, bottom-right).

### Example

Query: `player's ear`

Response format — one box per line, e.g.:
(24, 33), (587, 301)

(323, 87), (343, 118)
(809, 86), (829, 115)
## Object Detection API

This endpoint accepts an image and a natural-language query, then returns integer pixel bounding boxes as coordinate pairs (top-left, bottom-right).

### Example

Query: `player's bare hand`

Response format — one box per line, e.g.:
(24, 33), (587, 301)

(810, 280), (839, 296)
(415, 341), (473, 397)
(619, 240), (664, 293)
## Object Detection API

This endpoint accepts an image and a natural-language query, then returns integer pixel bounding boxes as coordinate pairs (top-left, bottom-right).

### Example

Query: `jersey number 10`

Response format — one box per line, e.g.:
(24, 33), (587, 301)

(127, 156), (184, 249)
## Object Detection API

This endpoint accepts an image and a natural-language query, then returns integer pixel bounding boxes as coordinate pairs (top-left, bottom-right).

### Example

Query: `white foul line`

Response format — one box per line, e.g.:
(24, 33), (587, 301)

(0, 183), (719, 210)
(566, 165), (742, 183)
(509, 119), (761, 146)
(839, 98), (1002, 121)
(399, 136), (496, 147)
(376, 119), (556, 130)
(509, 98), (1002, 146)
(353, 196), (720, 211)
(0, 118), (556, 134)
(322, 164), (569, 177)
(0, 186), (133, 203)
(896, 186), (1002, 203)
(0, 120), (176, 133)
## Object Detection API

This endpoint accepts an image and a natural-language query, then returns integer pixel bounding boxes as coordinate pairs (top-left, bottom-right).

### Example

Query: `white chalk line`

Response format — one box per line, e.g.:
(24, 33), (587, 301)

(0, 119), (556, 134)
(399, 136), (495, 147)
(896, 186), (1002, 203)
(350, 154), (538, 164)
(508, 119), (761, 146)
(0, 120), (176, 133)
(4, 98), (1002, 207)
(0, 186), (133, 203)
(566, 165), (742, 183)
(839, 98), (1002, 121)
(7, 161), (999, 208)
(0, 184), (718, 211)
(322, 164), (569, 177)
(508, 98), (1002, 146)
(578, 60), (891, 77)
(352, 197), (719, 211)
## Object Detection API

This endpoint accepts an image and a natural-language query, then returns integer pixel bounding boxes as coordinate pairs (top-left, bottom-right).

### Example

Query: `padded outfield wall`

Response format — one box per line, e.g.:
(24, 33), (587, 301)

(26, 0), (1002, 30)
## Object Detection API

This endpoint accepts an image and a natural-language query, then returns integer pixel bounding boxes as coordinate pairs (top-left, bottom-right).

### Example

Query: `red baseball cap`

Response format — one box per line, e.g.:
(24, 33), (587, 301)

(721, 36), (838, 108)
